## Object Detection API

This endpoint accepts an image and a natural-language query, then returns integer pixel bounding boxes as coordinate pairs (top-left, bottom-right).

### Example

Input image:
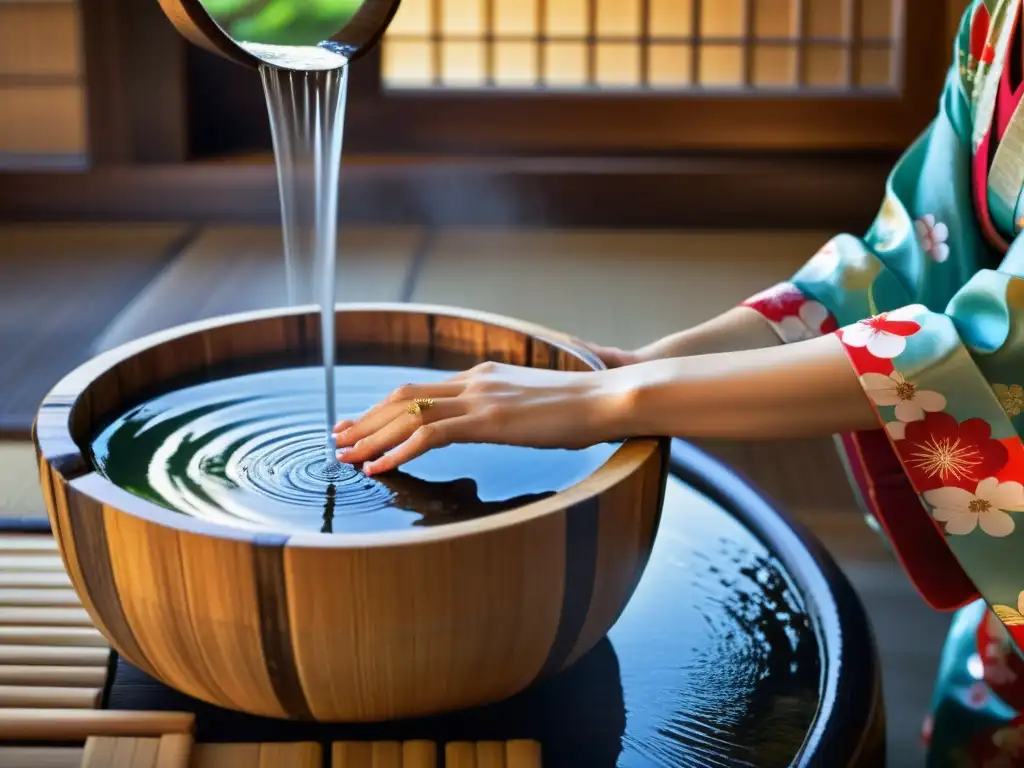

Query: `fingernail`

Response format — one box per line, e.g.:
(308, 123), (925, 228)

(336, 450), (353, 463)
(362, 462), (374, 476)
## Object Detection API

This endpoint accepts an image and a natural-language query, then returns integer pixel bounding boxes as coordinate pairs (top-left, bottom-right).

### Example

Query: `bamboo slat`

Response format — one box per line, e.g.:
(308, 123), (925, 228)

(0, 645), (108, 666)
(154, 734), (193, 768)
(0, 555), (66, 572)
(0, 664), (105, 687)
(0, 535), (59, 553)
(0, 684), (100, 708)
(258, 742), (321, 767)
(0, 589), (82, 607)
(82, 736), (162, 768)
(0, 746), (83, 767)
(0, 709), (195, 740)
(445, 743), (477, 768)
(190, 743), (260, 767)
(0, 627), (107, 647)
(476, 741), (505, 768)
(0, 571), (73, 588)
(402, 741), (437, 768)
(0, 607), (93, 626)
(505, 740), (542, 768)
(371, 741), (402, 768)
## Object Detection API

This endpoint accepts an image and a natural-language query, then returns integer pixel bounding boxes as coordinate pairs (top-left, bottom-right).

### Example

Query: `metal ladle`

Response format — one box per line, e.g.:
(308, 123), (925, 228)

(157, 0), (402, 70)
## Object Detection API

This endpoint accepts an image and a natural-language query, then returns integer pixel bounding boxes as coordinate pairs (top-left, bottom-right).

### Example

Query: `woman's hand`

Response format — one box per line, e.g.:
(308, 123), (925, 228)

(573, 339), (643, 369)
(334, 363), (629, 476)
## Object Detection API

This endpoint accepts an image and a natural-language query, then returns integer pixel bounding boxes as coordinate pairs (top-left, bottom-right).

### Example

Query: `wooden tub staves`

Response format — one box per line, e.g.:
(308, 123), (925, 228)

(33, 304), (668, 721)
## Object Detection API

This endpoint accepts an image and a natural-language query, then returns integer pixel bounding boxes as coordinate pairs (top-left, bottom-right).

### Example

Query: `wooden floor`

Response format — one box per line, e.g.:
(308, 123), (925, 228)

(0, 222), (944, 766)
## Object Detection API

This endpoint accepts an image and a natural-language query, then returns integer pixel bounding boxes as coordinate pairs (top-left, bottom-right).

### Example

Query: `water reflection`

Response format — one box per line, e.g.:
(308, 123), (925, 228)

(106, 476), (821, 766)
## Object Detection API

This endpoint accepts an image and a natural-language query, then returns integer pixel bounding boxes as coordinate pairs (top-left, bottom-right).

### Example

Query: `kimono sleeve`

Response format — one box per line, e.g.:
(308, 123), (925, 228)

(737, 2), (1001, 611)
(838, 271), (1024, 646)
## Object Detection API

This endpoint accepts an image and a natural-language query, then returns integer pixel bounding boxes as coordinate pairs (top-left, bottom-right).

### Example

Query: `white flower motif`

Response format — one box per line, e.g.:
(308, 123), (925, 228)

(841, 306), (921, 359)
(885, 420), (908, 439)
(923, 477), (1024, 538)
(798, 242), (841, 282)
(776, 301), (830, 342)
(860, 371), (946, 423)
(915, 214), (950, 263)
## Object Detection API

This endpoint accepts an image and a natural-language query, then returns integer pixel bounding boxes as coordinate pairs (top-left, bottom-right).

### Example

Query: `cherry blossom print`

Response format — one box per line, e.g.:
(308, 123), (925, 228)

(916, 214), (951, 263)
(742, 283), (837, 342)
(842, 308), (922, 359)
(897, 413), (1009, 492)
(742, 283), (805, 323)
(861, 371), (946, 429)
(994, 384), (1024, 418)
(776, 300), (837, 342)
(924, 478), (1024, 537)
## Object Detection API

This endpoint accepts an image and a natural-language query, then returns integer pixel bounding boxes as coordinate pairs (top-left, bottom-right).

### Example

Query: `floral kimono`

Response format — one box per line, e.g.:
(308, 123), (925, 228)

(742, 1), (1024, 764)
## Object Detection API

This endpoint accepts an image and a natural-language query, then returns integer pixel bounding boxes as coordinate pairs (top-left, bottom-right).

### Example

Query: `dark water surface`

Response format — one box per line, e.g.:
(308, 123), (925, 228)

(90, 365), (618, 534)
(107, 476), (823, 766)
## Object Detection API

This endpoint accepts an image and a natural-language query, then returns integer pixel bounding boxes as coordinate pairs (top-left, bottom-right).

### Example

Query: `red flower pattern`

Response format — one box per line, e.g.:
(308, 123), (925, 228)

(896, 413), (1009, 492)
(742, 283), (805, 323)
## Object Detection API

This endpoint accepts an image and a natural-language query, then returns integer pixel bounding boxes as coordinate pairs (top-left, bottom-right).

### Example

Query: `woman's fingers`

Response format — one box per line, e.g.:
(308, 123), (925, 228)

(337, 398), (467, 464)
(363, 416), (476, 475)
(334, 382), (466, 442)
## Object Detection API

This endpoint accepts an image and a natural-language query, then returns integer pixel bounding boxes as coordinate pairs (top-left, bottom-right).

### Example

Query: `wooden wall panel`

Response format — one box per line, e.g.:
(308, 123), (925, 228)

(0, 3), (82, 77)
(0, 86), (86, 154)
(0, 0), (85, 158)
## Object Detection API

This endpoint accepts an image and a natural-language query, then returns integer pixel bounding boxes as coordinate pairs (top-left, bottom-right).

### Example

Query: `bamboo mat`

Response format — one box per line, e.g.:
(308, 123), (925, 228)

(0, 224), (192, 437)
(0, 531), (543, 767)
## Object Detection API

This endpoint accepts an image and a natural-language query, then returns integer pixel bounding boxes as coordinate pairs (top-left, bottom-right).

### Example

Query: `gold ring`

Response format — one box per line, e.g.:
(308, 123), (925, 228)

(407, 397), (435, 416)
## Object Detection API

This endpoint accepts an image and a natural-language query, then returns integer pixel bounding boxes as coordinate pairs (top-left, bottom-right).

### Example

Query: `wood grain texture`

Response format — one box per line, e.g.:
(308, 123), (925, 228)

(505, 741), (541, 768)
(402, 741), (437, 768)
(82, 736), (161, 768)
(0, 3), (81, 77)
(35, 304), (668, 721)
(0, 85), (85, 154)
(154, 734), (193, 768)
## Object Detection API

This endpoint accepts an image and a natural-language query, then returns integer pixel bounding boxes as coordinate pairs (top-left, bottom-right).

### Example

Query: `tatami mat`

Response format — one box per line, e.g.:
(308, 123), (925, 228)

(95, 225), (425, 351)
(0, 223), (189, 436)
(412, 228), (830, 348)
(0, 440), (44, 520)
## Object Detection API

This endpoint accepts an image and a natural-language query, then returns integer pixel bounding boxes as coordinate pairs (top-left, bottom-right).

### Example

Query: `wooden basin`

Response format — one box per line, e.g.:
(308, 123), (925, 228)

(33, 304), (669, 722)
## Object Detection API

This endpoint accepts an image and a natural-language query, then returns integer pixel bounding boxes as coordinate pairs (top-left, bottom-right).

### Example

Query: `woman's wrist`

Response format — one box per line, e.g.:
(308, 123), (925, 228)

(632, 307), (784, 364)
(590, 334), (878, 442)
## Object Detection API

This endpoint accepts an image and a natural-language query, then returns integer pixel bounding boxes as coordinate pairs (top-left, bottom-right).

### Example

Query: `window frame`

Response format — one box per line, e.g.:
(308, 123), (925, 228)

(344, 0), (948, 155)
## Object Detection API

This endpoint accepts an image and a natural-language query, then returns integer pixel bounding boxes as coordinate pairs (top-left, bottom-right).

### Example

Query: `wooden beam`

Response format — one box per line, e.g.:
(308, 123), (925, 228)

(0, 153), (897, 231)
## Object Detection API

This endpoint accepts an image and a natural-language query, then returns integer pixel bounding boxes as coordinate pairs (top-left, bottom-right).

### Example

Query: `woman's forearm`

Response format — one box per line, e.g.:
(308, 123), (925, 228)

(605, 333), (877, 440)
(635, 307), (783, 360)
